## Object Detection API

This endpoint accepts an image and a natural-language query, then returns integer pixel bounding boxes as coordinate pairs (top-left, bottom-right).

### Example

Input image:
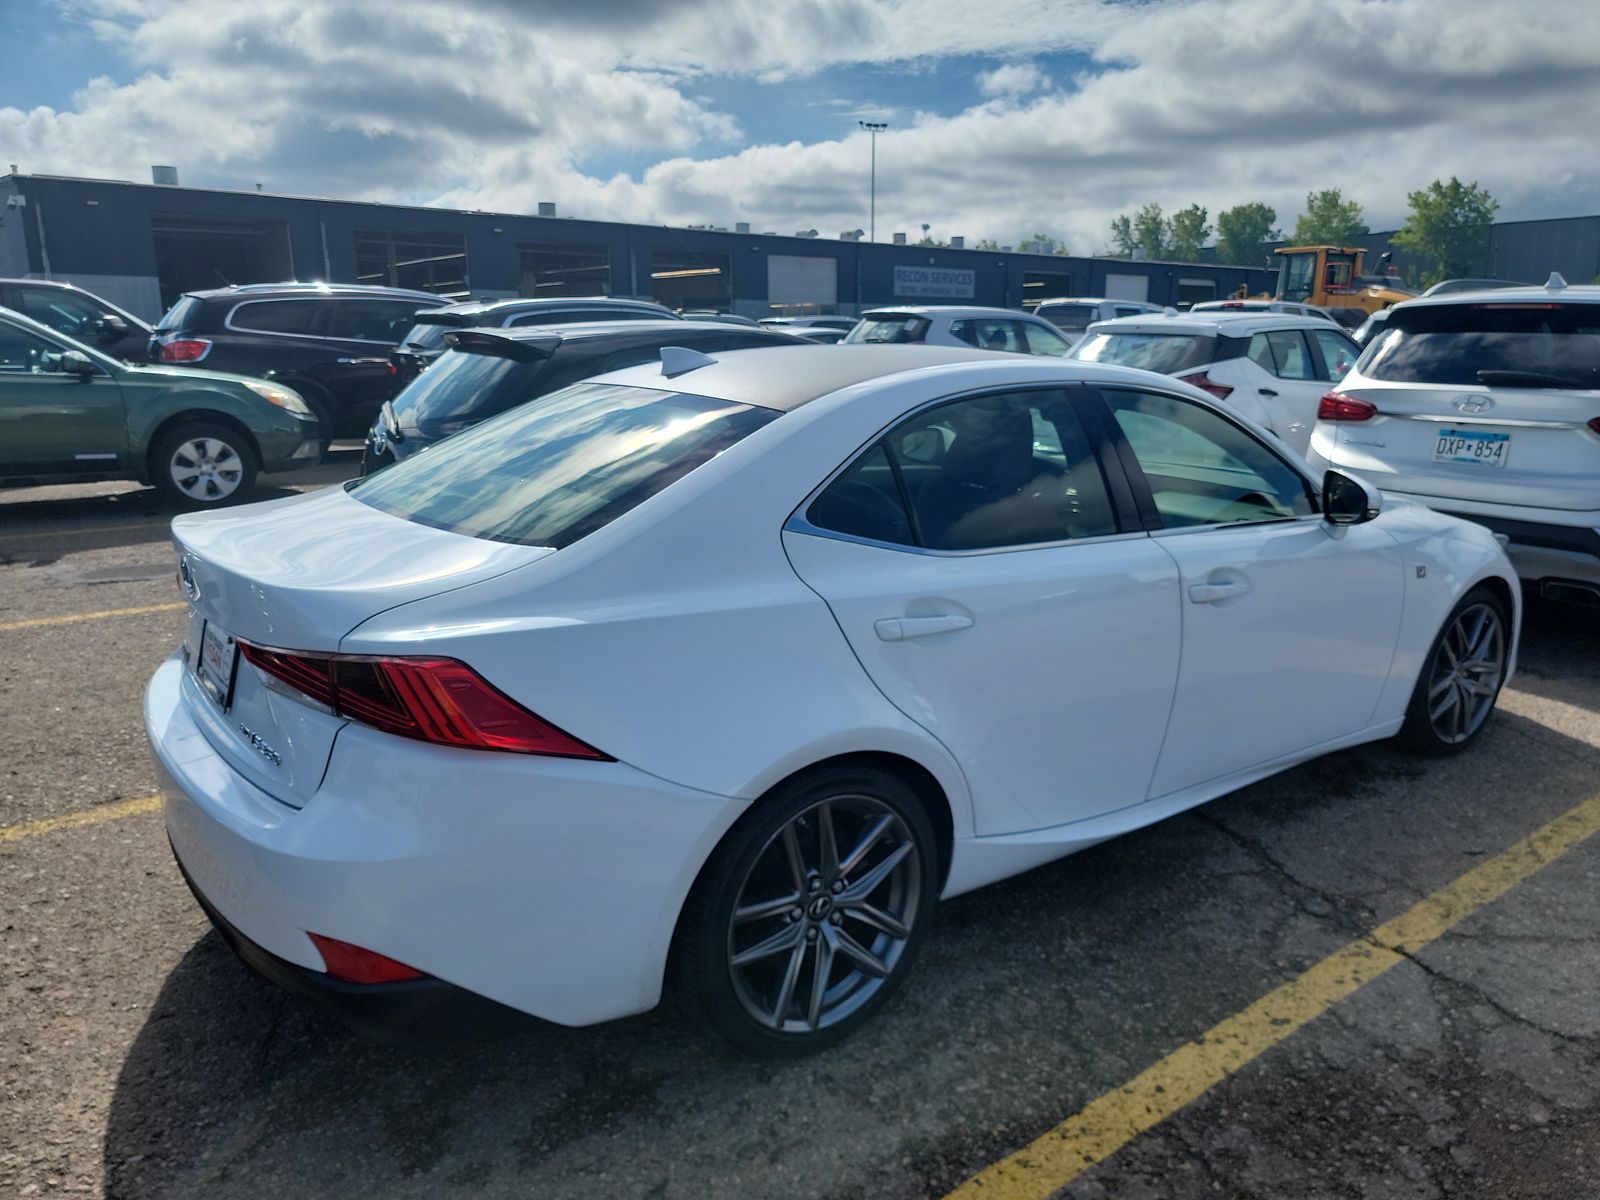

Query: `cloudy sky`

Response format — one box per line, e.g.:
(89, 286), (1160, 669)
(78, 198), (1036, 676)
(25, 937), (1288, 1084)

(4, 0), (1597, 253)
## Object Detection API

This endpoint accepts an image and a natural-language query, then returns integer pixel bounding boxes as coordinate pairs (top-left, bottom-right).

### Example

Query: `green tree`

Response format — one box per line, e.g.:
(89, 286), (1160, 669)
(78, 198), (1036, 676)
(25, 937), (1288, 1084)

(1391, 176), (1499, 286)
(1214, 203), (1280, 266)
(1108, 214), (1136, 257)
(1020, 232), (1070, 255)
(1167, 204), (1211, 261)
(1291, 189), (1368, 246)
(974, 237), (1002, 251)
(1132, 203), (1169, 259)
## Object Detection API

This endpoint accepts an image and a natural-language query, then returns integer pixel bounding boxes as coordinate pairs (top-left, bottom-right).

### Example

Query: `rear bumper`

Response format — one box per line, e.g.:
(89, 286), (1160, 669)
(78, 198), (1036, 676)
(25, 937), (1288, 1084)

(145, 654), (747, 1029)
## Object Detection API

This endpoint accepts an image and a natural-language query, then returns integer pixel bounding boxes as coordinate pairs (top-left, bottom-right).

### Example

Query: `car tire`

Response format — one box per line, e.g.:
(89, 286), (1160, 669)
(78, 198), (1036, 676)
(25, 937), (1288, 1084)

(150, 421), (259, 509)
(1399, 585), (1510, 755)
(674, 763), (938, 1057)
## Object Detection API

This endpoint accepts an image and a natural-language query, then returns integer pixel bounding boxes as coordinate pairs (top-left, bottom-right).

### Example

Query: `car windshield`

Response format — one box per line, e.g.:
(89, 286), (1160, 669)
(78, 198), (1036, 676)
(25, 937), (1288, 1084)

(388, 348), (541, 431)
(1071, 332), (1213, 374)
(349, 382), (779, 548)
(846, 316), (928, 344)
(397, 319), (465, 352)
(1037, 304), (1098, 332)
(1362, 302), (1600, 388)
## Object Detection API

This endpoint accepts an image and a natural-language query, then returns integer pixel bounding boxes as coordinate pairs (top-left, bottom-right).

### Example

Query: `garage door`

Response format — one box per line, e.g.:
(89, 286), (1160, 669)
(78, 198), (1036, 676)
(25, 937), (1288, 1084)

(1103, 273), (1151, 302)
(768, 255), (838, 308)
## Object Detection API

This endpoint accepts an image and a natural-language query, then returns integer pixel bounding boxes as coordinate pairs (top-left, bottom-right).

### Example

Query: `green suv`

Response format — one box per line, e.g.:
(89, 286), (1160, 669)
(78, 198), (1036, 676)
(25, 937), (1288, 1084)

(0, 307), (321, 507)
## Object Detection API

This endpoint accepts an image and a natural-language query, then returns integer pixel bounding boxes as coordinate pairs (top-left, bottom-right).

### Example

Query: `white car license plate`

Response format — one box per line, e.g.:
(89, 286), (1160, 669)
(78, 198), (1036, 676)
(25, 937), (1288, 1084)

(194, 618), (238, 708)
(1433, 428), (1509, 469)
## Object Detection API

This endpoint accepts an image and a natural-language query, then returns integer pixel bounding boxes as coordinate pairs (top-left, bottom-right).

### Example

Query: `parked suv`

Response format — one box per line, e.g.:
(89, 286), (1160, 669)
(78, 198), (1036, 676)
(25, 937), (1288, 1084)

(0, 307), (320, 506)
(0, 278), (153, 362)
(391, 296), (678, 381)
(1309, 278), (1600, 601)
(1071, 311), (1360, 454)
(364, 319), (807, 472)
(844, 306), (1076, 356)
(1190, 299), (1341, 323)
(150, 283), (443, 439)
(1033, 297), (1164, 335)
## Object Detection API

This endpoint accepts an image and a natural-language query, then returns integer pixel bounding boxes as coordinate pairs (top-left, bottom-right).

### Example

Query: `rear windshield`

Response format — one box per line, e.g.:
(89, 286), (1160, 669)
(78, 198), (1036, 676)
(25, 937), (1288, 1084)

(1037, 304), (1098, 332)
(389, 348), (543, 431)
(156, 296), (204, 333)
(1071, 331), (1213, 374)
(1363, 303), (1600, 388)
(396, 317), (471, 352)
(845, 316), (929, 344)
(349, 383), (778, 548)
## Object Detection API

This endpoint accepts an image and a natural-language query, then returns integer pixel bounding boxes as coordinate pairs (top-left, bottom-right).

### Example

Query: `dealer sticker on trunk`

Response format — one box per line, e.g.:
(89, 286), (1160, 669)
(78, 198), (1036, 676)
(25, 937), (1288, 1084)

(1433, 428), (1510, 469)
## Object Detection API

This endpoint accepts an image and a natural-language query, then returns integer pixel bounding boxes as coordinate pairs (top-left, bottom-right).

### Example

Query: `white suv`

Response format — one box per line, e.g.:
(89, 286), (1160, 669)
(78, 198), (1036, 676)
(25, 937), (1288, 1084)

(1309, 278), (1600, 601)
(1033, 297), (1164, 335)
(844, 306), (1076, 356)
(1069, 311), (1360, 454)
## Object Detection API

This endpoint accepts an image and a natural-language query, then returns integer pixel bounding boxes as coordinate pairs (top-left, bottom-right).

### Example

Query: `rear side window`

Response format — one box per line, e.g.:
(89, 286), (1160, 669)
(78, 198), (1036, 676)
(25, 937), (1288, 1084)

(228, 299), (324, 335)
(846, 316), (929, 344)
(156, 296), (204, 332)
(323, 300), (427, 342)
(1072, 332), (1213, 374)
(349, 383), (778, 548)
(1362, 303), (1600, 388)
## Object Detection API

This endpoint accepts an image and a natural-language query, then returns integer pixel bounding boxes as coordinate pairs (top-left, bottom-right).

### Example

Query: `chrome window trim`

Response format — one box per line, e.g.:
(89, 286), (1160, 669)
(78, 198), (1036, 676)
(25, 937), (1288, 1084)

(224, 298), (423, 345)
(783, 514), (1151, 557)
(1148, 511), (1322, 538)
(1385, 412), (1586, 429)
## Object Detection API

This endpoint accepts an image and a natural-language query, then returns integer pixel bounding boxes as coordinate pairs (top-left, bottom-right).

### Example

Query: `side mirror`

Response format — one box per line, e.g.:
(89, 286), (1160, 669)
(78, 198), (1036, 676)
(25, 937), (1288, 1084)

(58, 350), (98, 378)
(96, 314), (128, 341)
(1323, 469), (1381, 525)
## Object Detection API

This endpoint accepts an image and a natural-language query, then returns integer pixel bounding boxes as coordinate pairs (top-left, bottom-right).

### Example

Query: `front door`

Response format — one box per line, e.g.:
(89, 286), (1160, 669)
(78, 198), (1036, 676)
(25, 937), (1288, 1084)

(0, 321), (126, 474)
(783, 386), (1181, 836)
(1093, 385), (1405, 799)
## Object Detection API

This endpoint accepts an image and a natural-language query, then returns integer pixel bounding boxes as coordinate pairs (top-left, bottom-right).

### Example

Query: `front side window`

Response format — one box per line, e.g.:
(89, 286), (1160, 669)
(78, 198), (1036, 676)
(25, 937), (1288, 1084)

(1310, 328), (1360, 382)
(1072, 331), (1214, 374)
(1265, 330), (1316, 380)
(1101, 388), (1313, 528)
(1019, 322), (1073, 357)
(0, 323), (77, 375)
(350, 383), (778, 548)
(1361, 302), (1600, 388)
(949, 319), (1026, 354)
(323, 300), (429, 343)
(229, 300), (323, 335)
(806, 390), (1117, 550)
(16, 288), (106, 338)
(846, 315), (930, 344)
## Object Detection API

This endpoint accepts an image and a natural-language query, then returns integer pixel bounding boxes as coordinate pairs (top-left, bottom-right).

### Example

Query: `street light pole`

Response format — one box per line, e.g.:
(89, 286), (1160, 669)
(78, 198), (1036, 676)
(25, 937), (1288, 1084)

(859, 121), (887, 242)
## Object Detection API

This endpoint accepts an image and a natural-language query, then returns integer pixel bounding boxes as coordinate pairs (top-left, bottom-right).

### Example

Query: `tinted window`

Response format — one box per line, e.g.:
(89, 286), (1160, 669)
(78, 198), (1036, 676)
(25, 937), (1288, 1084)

(323, 299), (427, 342)
(949, 318), (1026, 353)
(229, 299), (324, 335)
(0, 323), (82, 375)
(1019, 322), (1073, 357)
(388, 348), (537, 432)
(156, 296), (203, 333)
(1362, 303), (1600, 388)
(1112, 306), (1148, 319)
(1037, 303), (1099, 332)
(350, 383), (777, 548)
(508, 309), (651, 327)
(1103, 389), (1313, 528)
(16, 288), (106, 338)
(398, 320), (451, 351)
(1072, 332), (1213, 373)
(808, 390), (1116, 550)
(1309, 328), (1359, 382)
(845, 316), (929, 344)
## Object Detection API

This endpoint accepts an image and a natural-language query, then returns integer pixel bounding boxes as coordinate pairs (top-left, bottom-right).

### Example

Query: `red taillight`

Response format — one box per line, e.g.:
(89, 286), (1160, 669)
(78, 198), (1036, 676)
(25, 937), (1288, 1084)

(307, 933), (426, 985)
(1318, 391), (1378, 421)
(158, 338), (211, 363)
(1588, 417), (1600, 436)
(1179, 371), (1233, 401)
(237, 641), (609, 759)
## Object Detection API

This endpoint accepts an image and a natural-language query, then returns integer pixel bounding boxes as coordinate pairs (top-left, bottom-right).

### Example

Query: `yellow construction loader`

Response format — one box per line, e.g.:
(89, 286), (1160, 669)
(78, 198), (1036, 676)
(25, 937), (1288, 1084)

(1255, 245), (1416, 316)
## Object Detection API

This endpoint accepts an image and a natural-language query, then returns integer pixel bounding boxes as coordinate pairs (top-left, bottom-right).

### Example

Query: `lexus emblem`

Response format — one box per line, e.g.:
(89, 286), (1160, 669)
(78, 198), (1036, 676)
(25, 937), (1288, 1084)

(1452, 394), (1494, 415)
(178, 554), (201, 602)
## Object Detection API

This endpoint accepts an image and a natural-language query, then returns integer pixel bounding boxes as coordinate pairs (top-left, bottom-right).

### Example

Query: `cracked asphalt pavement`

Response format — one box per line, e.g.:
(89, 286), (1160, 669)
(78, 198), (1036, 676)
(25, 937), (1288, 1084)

(2, 459), (1597, 1199)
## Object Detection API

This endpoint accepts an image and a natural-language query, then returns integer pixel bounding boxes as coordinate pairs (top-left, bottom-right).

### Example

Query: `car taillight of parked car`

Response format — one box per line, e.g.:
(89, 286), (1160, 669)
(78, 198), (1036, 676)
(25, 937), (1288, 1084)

(1588, 416), (1600, 436)
(237, 641), (611, 759)
(1318, 392), (1378, 421)
(1178, 370), (1233, 401)
(158, 338), (212, 363)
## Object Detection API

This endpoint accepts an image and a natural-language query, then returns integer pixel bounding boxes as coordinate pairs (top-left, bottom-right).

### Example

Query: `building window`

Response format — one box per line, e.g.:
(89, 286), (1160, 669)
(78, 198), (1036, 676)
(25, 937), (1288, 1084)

(650, 249), (731, 313)
(1021, 270), (1074, 309)
(151, 216), (293, 309)
(518, 241), (610, 298)
(1177, 277), (1218, 308)
(354, 230), (469, 298)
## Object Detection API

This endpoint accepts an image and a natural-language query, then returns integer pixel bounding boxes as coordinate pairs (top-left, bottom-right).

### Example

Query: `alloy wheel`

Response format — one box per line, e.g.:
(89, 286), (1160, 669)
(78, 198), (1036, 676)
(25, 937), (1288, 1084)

(726, 795), (923, 1033)
(169, 437), (245, 503)
(1426, 601), (1505, 745)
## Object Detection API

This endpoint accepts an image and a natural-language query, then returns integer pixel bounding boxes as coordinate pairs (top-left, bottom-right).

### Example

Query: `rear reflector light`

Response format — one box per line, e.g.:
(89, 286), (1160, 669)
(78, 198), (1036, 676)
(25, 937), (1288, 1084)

(158, 338), (211, 363)
(307, 933), (427, 985)
(237, 642), (610, 759)
(1318, 391), (1378, 421)
(1179, 370), (1234, 401)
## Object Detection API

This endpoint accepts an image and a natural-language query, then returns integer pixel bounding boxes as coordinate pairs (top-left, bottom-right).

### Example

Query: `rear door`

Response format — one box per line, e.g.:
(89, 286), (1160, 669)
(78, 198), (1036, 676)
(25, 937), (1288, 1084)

(783, 385), (1181, 835)
(0, 319), (126, 474)
(1330, 300), (1600, 510)
(316, 298), (436, 423)
(1207, 328), (1328, 453)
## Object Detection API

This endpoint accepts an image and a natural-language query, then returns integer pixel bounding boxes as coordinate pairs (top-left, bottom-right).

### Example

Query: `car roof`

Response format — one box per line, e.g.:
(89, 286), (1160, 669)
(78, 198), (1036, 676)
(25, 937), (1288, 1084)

(184, 282), (442, 303)
(861, 305), (1050, 319)
(461, 319), (803, 343)
(1034, 297), (1160, 307)
(417, 296), (671, 318)
(1085, 311), (1340, 336)
(1391, 282), (1600, 311)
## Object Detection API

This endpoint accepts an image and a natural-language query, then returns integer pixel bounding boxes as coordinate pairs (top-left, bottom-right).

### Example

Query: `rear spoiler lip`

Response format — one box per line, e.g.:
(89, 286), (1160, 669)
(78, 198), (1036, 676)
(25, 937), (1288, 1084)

(441, 329), (562, 362)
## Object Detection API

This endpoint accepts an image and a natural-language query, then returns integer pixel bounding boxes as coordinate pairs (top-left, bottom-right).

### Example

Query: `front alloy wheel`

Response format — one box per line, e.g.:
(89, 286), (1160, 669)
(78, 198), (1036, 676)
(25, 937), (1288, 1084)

(169, 436), (245, 503)
(1403, 587), (1508, 753)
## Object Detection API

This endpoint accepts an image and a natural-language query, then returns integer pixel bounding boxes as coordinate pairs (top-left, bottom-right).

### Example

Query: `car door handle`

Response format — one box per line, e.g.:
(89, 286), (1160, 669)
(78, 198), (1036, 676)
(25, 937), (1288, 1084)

(1187, 580), (1251, 604)
(874, 615), (973, 641)
(1258, 387), (1279, 397)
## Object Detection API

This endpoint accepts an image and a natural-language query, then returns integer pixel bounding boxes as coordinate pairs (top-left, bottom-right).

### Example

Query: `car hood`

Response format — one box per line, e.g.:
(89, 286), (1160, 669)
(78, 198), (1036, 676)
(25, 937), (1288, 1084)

(119, 364), (263, 390)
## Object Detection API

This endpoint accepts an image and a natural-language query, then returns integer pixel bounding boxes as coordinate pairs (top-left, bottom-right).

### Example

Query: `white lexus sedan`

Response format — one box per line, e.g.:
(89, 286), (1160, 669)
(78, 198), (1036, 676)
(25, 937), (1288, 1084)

(146, 344), (1518, 1056)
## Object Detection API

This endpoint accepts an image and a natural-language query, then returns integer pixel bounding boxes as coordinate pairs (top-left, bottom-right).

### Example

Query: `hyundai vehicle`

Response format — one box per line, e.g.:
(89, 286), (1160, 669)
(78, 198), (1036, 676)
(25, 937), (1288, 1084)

(1071, 311), (1361, 454)
(363, 319), (806, 472)
(389, 296), (678, 381)
(1309, 276), (1600, 603)
(0, 306), (320, 506)
(0, 277), (154, 362)
(1033, 298), (1164, 335)
(845, 306), (1077, 355)
(149, 343), (1516, 1056)
(149, 282), (443, 440)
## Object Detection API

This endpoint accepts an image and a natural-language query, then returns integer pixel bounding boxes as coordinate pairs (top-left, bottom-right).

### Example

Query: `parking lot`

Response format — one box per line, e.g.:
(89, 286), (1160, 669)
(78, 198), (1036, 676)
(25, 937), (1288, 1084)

(2, 458), (1597, 1200)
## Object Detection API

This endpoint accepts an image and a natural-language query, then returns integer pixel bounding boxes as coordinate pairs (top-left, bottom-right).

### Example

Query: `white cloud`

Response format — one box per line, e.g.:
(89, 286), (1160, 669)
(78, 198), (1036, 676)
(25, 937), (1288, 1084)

(4, 0), (1598, 257)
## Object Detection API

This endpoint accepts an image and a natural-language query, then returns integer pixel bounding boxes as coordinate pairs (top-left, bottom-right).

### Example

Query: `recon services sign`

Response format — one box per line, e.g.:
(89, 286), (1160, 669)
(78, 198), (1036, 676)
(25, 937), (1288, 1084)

(892, 265), (975, 300)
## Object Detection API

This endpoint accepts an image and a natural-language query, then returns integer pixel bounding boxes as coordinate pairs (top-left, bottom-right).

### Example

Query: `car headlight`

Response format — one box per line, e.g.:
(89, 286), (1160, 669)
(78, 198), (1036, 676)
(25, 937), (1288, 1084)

(244, 380), (314, 417)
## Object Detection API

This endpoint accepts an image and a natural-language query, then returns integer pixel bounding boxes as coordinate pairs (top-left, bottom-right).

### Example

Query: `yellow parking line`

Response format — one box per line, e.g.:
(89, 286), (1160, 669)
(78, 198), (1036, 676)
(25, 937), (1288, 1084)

(0, 795), (162, 844)
(945, 789), (1600, 1200)
(0, 602), (186, 633)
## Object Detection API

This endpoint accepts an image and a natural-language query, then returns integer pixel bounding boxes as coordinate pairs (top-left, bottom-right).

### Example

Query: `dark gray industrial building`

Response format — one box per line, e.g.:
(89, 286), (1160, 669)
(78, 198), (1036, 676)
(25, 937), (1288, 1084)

(0, 171), (1277, 323)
